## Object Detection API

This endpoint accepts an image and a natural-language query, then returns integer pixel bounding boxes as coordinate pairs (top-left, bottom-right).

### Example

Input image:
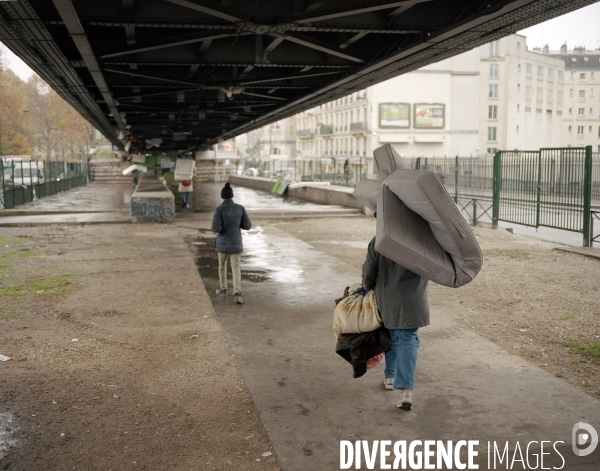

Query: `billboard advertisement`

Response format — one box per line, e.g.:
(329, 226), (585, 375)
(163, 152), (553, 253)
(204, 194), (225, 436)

(379, 103), (410, 128)
(414, 103), (445, 128)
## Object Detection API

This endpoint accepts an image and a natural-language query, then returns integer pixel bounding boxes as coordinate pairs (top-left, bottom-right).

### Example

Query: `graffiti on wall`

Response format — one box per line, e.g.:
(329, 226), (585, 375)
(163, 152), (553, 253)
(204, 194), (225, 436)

(131, 200), (174, 221)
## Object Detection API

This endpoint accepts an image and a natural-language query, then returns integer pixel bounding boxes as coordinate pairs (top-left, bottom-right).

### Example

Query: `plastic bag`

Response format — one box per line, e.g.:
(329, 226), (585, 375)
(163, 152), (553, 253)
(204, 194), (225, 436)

(366, 353), (384, 369)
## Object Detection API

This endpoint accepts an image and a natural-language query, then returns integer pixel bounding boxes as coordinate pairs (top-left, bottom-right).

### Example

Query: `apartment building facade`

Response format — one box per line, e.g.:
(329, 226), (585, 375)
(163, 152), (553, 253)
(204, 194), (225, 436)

(541, 45), (600, 151)
(242, 34), (592, 165)
(478, 34), (564, 155)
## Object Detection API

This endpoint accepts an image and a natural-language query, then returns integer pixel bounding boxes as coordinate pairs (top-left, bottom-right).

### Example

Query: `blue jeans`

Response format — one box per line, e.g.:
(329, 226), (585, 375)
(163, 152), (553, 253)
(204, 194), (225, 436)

(384, 328), (420, 390)
(181, 192), (191, 205)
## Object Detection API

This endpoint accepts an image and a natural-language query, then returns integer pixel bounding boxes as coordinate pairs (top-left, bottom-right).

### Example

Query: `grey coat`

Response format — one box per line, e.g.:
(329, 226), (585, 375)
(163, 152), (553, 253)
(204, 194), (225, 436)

(362, 237), (430, 330)
(212, 199), (252, 253)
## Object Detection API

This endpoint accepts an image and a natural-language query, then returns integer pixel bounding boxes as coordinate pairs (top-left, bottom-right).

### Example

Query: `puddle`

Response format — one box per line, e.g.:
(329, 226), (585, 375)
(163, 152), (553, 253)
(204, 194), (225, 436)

(185, 235), (272, 286)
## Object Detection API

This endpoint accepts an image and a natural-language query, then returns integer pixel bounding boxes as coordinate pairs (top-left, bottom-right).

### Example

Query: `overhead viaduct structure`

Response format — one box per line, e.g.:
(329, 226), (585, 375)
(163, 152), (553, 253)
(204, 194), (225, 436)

(0, 0), (598, 152)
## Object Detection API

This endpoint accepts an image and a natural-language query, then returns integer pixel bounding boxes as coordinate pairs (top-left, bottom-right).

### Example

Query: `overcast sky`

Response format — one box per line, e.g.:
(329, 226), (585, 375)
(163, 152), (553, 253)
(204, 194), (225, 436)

(1, 2), (600, 82)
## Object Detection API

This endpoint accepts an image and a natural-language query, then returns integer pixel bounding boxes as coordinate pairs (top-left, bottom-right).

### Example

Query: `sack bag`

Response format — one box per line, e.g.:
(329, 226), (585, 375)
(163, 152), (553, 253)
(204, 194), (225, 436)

(333, 283), (381, 335)
(181, 180), (191, 186)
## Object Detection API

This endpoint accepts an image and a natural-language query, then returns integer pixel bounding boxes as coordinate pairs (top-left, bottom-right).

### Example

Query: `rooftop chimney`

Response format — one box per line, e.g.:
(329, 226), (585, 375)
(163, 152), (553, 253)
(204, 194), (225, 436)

(543, 44), (549, 54)
(560, 42), (567, 53)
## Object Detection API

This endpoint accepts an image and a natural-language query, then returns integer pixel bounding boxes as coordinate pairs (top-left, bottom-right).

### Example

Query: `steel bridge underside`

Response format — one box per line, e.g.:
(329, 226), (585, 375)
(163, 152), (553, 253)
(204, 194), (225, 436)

(0, 0), (597, 152)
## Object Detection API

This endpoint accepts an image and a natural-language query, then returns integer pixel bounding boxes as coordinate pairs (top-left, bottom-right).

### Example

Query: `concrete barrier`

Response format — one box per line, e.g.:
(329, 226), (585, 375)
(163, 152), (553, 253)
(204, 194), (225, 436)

(130, 178), (175, 223)
(229, 175), (370, 215)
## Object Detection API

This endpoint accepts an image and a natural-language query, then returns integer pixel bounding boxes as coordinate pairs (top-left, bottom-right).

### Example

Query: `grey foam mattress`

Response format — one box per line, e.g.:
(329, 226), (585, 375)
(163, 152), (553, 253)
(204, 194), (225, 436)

(354, 144), (482, 288)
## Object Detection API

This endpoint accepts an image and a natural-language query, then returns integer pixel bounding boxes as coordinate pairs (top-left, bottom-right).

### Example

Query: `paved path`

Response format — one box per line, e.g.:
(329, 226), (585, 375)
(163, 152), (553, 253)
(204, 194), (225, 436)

(2, 181), (599, 469)
(187, 218), (600, 470)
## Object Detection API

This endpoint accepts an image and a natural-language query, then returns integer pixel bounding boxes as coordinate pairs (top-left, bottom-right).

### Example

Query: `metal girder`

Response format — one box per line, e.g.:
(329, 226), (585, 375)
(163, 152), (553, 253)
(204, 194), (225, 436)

(99, 32), (235, 59)
(288, 0), (425, 23)
(2, 0), (599, 151)
(51, 0), (128, 139)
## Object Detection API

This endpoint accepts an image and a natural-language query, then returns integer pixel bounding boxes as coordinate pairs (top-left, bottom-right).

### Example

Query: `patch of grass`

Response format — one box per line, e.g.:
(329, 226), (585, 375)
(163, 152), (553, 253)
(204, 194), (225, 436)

(483, 249), (533, 259)
(561, 315), (574, 321)
(0, 275), (77, 297)
(561, 340), (600, 360)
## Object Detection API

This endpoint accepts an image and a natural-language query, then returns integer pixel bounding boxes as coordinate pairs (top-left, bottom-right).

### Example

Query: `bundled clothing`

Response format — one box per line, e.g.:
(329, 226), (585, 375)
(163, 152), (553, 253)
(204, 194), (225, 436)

(336, 327), (391, 378)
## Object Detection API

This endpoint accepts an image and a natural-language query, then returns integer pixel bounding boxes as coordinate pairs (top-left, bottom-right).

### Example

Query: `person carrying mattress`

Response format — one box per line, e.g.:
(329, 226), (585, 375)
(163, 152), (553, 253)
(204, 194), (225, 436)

(361, 227), (430, 411)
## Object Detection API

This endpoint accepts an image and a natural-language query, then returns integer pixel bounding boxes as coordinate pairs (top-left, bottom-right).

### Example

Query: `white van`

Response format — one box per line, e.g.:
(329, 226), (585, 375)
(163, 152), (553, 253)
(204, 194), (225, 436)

(3, 162), (45, 186)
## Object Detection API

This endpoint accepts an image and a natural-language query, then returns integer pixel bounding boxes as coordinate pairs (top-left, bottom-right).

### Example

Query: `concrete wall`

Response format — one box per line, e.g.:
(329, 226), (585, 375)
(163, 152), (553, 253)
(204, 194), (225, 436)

(131, 179), (175, 223)
(229, 176), (368, 214)
(229, 175), (276, 193)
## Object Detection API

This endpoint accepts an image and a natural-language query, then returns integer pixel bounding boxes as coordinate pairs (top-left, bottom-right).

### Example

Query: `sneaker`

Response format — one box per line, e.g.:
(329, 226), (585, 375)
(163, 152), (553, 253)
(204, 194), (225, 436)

(397, 389), (413, 410)
(234, 293), (243, 304)
(216, 288), (227, 296)
(383, 378), (394, 390)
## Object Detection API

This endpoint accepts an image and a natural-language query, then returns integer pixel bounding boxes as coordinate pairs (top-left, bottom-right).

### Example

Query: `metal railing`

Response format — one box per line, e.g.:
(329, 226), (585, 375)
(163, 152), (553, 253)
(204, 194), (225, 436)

(1, 159), (87, 209)
(492, 147), (594, 246)
(243, 148), (598, 245)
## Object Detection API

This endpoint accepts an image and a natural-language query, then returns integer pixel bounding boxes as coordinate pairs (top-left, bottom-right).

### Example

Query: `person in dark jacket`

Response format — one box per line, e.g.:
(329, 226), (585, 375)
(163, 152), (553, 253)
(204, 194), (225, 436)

(362, 236), (430, 411)
(211, 182), (252, 304)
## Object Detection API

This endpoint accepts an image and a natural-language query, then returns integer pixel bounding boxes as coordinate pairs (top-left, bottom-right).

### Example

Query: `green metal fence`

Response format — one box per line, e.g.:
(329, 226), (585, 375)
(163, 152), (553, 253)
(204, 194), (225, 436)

(1, 159), (87, 209)
(492, 147), (593, 246)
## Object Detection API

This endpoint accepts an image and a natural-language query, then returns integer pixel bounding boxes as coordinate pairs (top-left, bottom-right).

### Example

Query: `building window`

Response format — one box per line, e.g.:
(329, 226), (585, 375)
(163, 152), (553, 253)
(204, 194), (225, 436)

(517, 41), (521, 49)
(557, 91), (563, 104)
(580, 73), (586, 80)
(517, 104), (520, 112)
(589, 126), (593, 132)
(569, 89), (573, 97)
(489, 84), (498, 98)
(579, 108), (585, 116)
(598, 126), (600, 137)
(487, 127), (497, 141)
(547, 90), (553, 102)
(569, 108), (572, 115)
(270, 147), (280, 155)
(518, 84), (521, 92)
(518, 64), (521, 73)
(568, 126), (572, 132)
(577, 126), (584, 136)
(558, 71), (564, 81)
(579, 90), (586, 101)
(536, 88), (542, 101)
(526, 63), (532, 75)
(516, 125), (519, 134)
(487, 147), (497, 155)
(490, 41), (500, 56)
(489, 64), (499, 78)
(488, 105), (498, 119)
(591, 108), (594, 115)
(548, 68), (554, 80)
(537, 66), (543, 77)
(526, 86), (533, 99)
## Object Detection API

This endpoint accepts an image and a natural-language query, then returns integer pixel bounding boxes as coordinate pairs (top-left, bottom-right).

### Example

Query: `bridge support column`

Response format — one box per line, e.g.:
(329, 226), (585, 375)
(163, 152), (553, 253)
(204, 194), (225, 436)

(131, 178), (175, 223)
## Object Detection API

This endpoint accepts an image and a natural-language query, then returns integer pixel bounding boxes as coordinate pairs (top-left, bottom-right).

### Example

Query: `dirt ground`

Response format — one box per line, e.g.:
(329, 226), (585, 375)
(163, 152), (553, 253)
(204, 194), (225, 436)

(0, 224), (280, 471)
(273, 217), (600, 400)
(1, 217), (599, 470)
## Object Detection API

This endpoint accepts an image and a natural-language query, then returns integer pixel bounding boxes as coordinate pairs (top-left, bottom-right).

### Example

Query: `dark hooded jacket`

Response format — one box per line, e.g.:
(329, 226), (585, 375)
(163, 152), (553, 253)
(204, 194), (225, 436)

(211, 199), (252, 253)
(362, 237), (429, 329)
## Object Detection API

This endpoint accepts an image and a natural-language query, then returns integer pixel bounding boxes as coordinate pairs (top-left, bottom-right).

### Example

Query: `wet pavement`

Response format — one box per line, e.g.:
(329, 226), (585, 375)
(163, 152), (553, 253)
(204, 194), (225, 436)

(187, 222), (600, 471)
(1, 180), (599, 468)
(0, 180), (360, 226)
(177, 182), (362, 218)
